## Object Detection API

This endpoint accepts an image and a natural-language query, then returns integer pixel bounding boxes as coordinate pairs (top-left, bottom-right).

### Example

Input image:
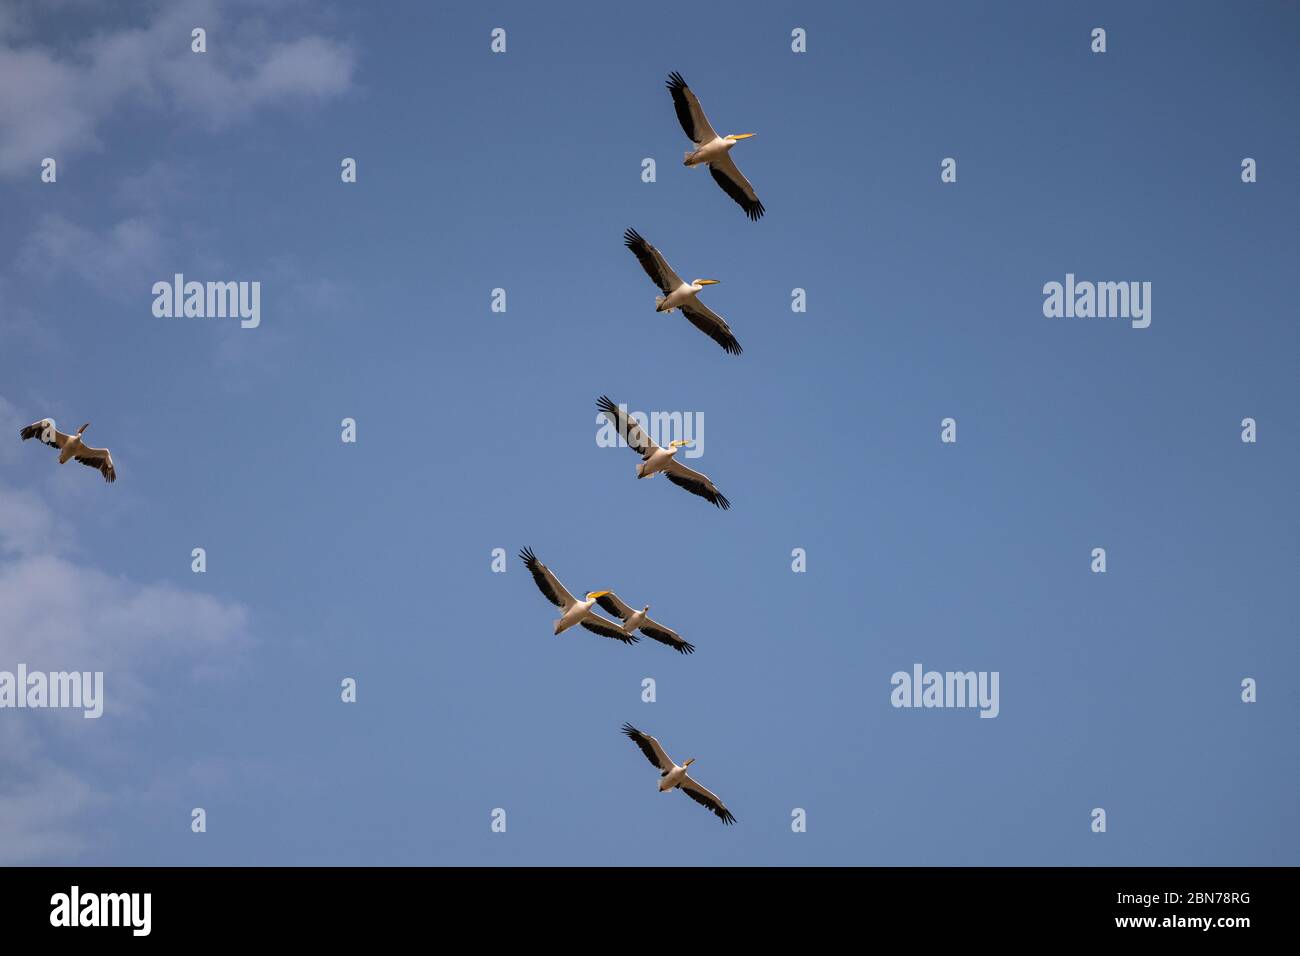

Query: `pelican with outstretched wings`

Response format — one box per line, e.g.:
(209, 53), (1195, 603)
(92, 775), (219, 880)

(519, 548), (637, 645)
(19, 419), (116, 483)
(623, 228), (742, 356)
(667, 71), (764, 221)
(594, 591), (694, 654)
(597, 396), (730, 510)
(621, 723), (735, 825)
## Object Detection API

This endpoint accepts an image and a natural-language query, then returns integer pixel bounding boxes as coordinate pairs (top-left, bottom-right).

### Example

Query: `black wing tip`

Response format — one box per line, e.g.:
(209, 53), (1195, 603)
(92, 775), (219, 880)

(666, 71), (686, 90)
(518, 546), (537, 565)
(677, 641), (696, 655)
(707, 164), (766, 220)
(714, 493), (731, 511)
(719, 810), (737, 825)
(583, 619), (637, 644)
(596, 395), (619, 414)
(18, 421), (50, 441)
(623, 227), (645, 248)
(621, 722), (641, 738)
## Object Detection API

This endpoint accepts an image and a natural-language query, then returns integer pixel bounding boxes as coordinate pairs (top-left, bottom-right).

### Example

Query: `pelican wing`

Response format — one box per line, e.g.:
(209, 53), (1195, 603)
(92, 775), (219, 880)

(74, 446), (116, 483)
(594, 591), (637, 621)
(640, 617), (694, 655)
(666, 71), (717, 146)
(19, 419), (70, 449)
(680, 298), (743, 356)
(621, 723), (674, 772)
(580, 612), (638, 645)
(623, 228), (682, 295)
(708, 154), (765, 221)
(519, 547), (578, 610)
(663, 457), (731, 510)
(597, 395), (658, 457)
(680, 777), (736, 825)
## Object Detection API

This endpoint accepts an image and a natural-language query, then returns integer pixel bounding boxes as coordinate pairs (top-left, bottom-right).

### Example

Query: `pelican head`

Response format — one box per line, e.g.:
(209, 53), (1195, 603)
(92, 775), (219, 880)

(683, 758), (696, 767)
(77, 423), (90, 435)
(692, 278), (720, 287)
(585, 590), (611, 601)
(726, 133), (756, 141)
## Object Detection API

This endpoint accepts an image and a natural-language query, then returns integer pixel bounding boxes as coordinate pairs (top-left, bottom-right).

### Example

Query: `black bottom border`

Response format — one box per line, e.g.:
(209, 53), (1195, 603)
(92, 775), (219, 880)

(0, 866), (1284, 939)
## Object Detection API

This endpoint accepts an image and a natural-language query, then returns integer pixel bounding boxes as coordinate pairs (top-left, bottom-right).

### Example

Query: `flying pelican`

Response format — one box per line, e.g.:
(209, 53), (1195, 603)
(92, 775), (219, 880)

(597, 396), (730, 510)
(594, 592), (695, 654)
(519, 548), (637, 644)
(621, 723), (735, 825)
(18, 419), (116, 483)
(623, 228), (742, 356)
(667, 71), (764, 221)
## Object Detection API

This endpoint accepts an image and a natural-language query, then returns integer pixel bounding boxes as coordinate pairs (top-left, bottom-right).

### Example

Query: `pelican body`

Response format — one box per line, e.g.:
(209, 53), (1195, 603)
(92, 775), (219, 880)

(57, 423), (91, 463)
(658, 757), (696, 792)
(656, 277), (720, 315)
(636, 439), (692, 479)
(554, 589), (614, 635)
(622, 606), (649, 633)
(683, 133), (754, 169)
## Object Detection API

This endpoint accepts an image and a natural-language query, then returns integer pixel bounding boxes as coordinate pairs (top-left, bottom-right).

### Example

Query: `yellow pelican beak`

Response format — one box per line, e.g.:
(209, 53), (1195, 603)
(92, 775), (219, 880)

(586, 590), (611, 600)
(696, 279), (720, 286)
(728, 133), (756, 140)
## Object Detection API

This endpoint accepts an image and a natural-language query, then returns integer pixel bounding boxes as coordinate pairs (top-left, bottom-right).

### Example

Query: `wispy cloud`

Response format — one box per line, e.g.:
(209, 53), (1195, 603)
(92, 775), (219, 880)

(0, 723), (97, 863)
(0, 459), (252, 862)
(18, 214), (166, 296)
(0, 0), (355, 176)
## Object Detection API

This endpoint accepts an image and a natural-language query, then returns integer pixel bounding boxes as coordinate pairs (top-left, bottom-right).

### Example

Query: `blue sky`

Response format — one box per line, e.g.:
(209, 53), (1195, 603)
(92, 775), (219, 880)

(1, 0), (1297, 865)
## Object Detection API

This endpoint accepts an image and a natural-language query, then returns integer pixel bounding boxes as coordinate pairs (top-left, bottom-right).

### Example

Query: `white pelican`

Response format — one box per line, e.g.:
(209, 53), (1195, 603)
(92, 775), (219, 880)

(621, 723), (735, 825)
(520, 548), (637, 644)
(623, 228), (742, 356)
(667, 71), (764, 221)
(597, 396), (730, 510)
(19, 419), (116, 483)
(594, 592), (695, 654)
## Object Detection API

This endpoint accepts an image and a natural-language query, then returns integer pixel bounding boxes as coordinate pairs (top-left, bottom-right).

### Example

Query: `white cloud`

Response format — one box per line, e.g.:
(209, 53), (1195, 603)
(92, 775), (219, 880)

(19, 213), (166, 296)
(0, 722), (97, 863)
(0, 474), (252, 863)
(0, 0), (355, 176)
(0, 550), (250, 688)
(0, 485), (73, 558)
